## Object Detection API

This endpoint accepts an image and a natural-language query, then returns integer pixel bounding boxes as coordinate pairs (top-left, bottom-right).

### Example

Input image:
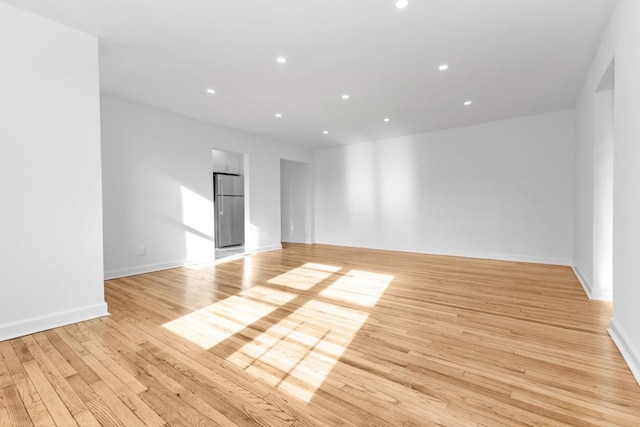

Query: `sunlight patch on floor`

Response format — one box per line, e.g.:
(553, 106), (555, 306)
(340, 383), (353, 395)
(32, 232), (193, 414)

(319, 269), (393, 307)
(227, 271), (393, 402)
(163, 260), (393, 403)
(162, 285), (297, 349)
(242, 255), (253, 288)
(268, 263), (341, 290)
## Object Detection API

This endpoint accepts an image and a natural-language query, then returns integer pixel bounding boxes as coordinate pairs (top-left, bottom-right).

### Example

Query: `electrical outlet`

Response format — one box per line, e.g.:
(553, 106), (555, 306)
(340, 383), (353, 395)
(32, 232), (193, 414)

(138, 246), (147, 256)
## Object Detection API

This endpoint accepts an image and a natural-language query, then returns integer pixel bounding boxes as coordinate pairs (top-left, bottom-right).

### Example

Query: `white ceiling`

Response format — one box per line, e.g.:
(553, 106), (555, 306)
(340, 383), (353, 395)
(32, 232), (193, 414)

(4, 0), (614, 149)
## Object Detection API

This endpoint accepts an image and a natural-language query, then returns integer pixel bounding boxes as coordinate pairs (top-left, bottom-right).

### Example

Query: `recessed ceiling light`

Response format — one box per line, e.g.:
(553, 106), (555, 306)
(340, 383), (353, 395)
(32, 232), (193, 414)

(206, 88), (216, 94)
(323, 131), (329, 134)
(383, 118), (390, 122)
(464, 100), (473, 106)
(275, 113), (282, 118)
(438, 64), (449, 71)
(342, 94), (350, 100)
(277, 57), (287, 64)
(395, 0), (408, 9)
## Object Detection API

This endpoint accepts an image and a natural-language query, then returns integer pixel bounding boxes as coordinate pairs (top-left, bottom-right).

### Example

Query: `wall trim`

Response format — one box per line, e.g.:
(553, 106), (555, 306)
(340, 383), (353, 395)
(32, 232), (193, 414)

(609, 318), (640, 387)
(0, 302), (109, 342)
(572, 265), (593, 298)
(571, 265), (613, 301)
(590, 286), (613, 302)
(316, 241), (570, 266)
(105, 248), (283, 280)
(104, 260), (198, 280)
(247, 244), (283, 254)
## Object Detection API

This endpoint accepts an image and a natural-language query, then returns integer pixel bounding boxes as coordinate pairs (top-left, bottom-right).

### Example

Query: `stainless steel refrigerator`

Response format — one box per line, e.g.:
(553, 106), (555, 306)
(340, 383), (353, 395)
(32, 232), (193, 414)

(214, 174), (244, 247)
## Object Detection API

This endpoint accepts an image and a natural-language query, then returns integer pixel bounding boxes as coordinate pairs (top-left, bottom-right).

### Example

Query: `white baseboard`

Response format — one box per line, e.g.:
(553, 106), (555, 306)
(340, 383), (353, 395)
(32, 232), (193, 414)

(571, 265), (612, 301)
(105, 249), (285, 280)
(420, 248), (570, 266)
(572, 265), (593, 298)
(609, 318), (640, 386)
(246, 244), (282, 254)
(590, 287), (613, 302)
(0, 302), (109, 342)
(316, 241), (571, 266)
(104, 259), (206, 280)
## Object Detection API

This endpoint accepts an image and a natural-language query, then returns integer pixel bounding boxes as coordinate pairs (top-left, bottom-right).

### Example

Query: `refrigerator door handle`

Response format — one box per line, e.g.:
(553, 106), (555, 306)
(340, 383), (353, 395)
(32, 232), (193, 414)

(219, 176), (224, 215)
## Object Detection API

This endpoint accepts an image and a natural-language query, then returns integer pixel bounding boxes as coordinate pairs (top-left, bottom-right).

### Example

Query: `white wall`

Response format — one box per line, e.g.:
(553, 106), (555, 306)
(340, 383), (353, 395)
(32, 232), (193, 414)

(101, 96), (311, 278)
(611, 0), (640, 385)
(0, 4), (108, 340)
(574, 0), (640, 385)
(281, 160), (313, 243)
(315, 110), (575, 265)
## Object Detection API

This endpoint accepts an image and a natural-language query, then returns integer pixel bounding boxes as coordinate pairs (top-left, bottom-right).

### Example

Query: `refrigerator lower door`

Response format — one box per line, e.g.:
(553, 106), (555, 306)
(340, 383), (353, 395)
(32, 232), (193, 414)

(216, 196), (244, 247)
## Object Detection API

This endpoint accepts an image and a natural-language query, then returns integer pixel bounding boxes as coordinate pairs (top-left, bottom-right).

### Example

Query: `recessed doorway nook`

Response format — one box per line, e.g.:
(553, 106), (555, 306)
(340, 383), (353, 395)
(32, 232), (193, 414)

(212, 148), (249, 261)
(592, 59), (615, 301)
(280, 159), (313, 245)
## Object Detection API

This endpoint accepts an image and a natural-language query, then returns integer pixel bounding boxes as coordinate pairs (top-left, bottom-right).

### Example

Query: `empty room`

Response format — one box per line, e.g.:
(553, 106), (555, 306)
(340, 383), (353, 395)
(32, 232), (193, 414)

(2, 0), (640, 425)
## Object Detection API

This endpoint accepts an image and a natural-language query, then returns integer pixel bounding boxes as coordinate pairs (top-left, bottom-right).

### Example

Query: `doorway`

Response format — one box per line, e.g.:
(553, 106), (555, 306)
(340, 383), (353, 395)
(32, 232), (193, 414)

(280, 159), (313, 244)
(213, 148), (247, 261)
(592, 60), (614, 301)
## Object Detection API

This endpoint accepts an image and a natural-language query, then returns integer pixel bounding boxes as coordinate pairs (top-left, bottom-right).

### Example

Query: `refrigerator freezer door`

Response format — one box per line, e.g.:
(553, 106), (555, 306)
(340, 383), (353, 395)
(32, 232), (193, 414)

(216, 195), (245, 247)
(217, 174), (244, 196)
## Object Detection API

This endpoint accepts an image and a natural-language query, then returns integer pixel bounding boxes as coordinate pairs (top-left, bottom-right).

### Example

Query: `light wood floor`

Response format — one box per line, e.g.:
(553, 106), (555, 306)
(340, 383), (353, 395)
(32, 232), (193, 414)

(1, 244), (640, 426)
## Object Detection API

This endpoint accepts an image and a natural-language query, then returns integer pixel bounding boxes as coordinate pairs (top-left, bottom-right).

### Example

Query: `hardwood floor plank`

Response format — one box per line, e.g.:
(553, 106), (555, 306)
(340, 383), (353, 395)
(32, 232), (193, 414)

(138, 341), (295, 426)
(8, 340), (33, 365)
(31, 333), (76, 378)
(137, 387), (193, 427)
(66, 374), (126, 427)
(22, 335), (88, 417)
(90, 380), (149, 427)
(0, 342), (25, 379)
(22, 359), (78, 426)
(1, 384), (34, 427)
(0, 409), (10, 427)
(0, 347), (12, 390)
(1, 342), (55, 427)
(11, 374), (55, 427)
(83, 397), (128, 427)
(137, 372), (225, 427)
(43, 330), (101, 387)
(79, 353), (164, 427)
(73, 410), (103, 427)
(74, 331), (147, 394)
(125, 316), (354, 426)
(510, 387), (637, 426)
(136, 361), (238, 427)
